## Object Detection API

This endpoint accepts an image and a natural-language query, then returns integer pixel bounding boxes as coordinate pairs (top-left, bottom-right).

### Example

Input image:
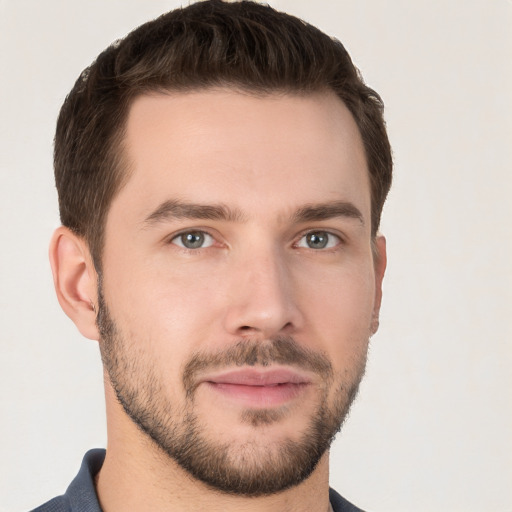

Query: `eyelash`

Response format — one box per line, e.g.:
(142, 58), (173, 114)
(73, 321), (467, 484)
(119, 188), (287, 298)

(169, 230), (217, 250)
(294, 230), (342, 250)
(168, 229), (343, 251)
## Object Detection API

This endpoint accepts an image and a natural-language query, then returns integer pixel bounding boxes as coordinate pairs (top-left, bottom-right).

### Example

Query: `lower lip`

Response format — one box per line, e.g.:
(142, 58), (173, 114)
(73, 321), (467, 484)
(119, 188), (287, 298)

(205, 382), (309, 408)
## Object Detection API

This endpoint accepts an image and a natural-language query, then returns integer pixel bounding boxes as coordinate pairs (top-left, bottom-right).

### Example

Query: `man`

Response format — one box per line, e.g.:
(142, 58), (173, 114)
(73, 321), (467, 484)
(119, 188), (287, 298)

(35, 1), (392, 510)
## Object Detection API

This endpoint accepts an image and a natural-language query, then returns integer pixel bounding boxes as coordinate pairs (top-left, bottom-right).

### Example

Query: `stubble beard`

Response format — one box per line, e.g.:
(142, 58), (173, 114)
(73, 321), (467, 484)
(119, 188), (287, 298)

(96, 286), (368, 496)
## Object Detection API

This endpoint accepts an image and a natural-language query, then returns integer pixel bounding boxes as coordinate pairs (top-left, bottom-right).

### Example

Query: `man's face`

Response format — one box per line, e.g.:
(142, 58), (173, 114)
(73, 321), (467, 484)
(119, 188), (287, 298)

(98, 89), (385, 495)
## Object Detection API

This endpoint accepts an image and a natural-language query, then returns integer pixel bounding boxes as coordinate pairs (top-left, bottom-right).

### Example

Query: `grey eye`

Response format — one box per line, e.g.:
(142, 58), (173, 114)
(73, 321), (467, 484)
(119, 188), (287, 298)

(297, 231), (340, 249)
(172, 231), (214, 249)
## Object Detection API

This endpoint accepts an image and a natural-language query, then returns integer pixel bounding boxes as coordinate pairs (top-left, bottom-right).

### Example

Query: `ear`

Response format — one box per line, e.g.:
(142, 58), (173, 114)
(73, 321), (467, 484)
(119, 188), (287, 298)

(371, 235), (387, 335)
(49, 226), (100, 340)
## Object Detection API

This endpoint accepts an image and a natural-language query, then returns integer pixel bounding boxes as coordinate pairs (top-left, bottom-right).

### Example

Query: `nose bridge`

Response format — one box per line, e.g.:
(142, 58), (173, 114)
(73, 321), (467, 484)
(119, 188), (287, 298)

(222, 239), (301, 337)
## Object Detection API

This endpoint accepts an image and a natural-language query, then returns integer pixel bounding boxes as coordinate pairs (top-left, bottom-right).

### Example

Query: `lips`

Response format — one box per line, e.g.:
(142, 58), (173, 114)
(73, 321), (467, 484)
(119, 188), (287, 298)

(201, 368), (311, 407)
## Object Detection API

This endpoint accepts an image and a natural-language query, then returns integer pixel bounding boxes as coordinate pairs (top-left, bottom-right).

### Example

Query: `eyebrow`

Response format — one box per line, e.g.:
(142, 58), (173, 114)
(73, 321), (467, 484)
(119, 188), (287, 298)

(292, 201), (364, 225)
(143, 199), (246, 227)
(142, 198), (364, 228)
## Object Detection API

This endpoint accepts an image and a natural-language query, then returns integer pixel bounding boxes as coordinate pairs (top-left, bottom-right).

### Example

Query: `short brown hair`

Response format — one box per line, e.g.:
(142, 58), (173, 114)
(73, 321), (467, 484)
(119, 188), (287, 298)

(55, 0), (392, 269)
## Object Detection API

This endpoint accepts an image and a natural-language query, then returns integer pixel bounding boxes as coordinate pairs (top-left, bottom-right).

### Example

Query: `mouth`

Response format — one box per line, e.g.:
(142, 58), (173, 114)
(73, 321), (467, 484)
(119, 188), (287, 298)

(201, 368), (312, 408)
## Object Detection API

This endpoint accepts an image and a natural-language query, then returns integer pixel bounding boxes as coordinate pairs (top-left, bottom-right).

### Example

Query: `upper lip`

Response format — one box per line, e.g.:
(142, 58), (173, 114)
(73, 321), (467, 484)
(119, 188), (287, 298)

(202, 367), (312, 386)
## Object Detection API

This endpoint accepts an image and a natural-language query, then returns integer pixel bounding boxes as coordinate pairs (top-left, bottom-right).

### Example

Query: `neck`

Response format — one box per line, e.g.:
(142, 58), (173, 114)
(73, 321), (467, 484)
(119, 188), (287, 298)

(96, 383), (332, 512)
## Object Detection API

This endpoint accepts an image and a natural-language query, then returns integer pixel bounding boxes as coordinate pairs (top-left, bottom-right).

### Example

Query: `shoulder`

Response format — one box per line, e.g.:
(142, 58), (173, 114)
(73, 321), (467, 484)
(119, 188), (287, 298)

(29, 449), (105, 512)
(330, 487), (366, 512)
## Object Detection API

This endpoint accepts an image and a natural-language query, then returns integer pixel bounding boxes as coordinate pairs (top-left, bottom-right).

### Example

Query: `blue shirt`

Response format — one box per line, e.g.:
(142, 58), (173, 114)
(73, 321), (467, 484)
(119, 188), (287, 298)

(31, 449), (364, 512)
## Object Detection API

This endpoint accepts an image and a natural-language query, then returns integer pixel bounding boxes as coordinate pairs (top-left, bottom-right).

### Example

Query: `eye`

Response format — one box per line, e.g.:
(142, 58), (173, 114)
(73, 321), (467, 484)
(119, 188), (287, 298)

(296, 231), (341, 250)
(171, 231), (215, 249)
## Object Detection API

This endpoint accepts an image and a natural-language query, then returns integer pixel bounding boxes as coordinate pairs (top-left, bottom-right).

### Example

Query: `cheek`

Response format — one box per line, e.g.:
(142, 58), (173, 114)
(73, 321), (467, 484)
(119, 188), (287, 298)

(104, 260), (226, 361)
(296, 263), (376, 358)
(300, 254), (376, 311)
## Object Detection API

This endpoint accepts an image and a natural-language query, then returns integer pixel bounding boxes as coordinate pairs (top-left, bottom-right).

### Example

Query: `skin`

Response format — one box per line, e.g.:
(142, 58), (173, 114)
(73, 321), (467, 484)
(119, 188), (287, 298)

(50, 89), (386, 512)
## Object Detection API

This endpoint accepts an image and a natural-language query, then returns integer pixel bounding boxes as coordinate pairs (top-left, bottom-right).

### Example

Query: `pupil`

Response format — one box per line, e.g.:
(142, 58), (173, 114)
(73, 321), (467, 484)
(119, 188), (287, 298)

(183, 232), (204, 248)
(307, 232), (328, 249)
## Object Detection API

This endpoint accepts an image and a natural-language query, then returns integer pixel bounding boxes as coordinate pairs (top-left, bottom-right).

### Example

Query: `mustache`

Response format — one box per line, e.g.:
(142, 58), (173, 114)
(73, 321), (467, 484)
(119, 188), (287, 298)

(182, 336), (333, 397)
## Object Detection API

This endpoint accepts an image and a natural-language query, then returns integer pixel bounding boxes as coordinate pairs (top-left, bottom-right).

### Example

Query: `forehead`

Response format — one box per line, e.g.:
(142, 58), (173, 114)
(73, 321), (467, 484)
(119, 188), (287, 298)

(115, 89), (370, 224)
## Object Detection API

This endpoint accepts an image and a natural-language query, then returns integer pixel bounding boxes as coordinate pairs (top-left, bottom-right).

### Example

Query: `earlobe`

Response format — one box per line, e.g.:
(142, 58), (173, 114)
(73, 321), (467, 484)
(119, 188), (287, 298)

(49, 226), (100, 340)
(371, 235), (387, 335)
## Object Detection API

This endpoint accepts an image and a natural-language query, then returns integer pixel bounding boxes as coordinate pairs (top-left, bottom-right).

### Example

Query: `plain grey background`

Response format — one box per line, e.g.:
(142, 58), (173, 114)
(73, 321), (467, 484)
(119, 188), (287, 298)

(1, 1), (511, 510)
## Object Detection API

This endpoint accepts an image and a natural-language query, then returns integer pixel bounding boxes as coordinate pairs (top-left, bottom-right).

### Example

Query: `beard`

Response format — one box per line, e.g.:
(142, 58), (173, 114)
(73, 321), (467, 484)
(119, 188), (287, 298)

(96, 284), (368, 496)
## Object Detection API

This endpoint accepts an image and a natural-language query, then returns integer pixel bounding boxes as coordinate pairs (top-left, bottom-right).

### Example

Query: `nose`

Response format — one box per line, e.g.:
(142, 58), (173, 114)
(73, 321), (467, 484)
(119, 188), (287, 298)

(222, 245), (303, 339)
